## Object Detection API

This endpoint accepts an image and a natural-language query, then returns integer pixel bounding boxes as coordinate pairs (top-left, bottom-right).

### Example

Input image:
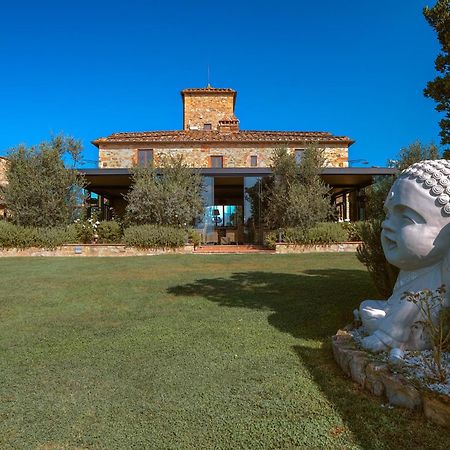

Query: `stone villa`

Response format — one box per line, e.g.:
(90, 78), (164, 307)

(81, 86), (393, 244)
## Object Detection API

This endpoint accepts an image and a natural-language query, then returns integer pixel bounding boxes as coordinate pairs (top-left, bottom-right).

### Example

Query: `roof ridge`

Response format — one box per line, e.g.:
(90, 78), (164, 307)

(110, 130), (335, 136)
(92, 129), (354, 147)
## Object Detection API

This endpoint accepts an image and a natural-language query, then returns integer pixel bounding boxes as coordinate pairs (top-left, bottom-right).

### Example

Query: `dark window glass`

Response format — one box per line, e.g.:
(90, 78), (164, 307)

(295, 149), (304, 164)
(250, 155), (257, 167)
(138, 149), (153, 167)
(204, 123), (212, 130)
(211, 156), (223, 168)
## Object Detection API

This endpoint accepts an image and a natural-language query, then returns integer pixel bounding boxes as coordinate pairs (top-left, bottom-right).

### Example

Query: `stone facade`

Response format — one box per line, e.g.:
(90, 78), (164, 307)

(0, 157), (7, 187)
(182, 88), (236, 131)
(95, 86), (352, 170)
(99, 142), (348, 169)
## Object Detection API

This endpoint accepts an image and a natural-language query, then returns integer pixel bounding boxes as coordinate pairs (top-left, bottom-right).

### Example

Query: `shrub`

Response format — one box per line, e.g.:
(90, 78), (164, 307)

(36, 225), (78, 247)
(264, 231), (278, 249)
(302, 222), (349, 244)
(356, 220), (399, 298)
(264, 222), (350, 247)
(74, 220), (96, 244)
(0, 222), (78, 249)
(187, 229), (202, 249)
(284, 222), (348, 245)
(341, 221), (364, 241)
(123, 225), (187, 249)
(97, 221), (122, 244)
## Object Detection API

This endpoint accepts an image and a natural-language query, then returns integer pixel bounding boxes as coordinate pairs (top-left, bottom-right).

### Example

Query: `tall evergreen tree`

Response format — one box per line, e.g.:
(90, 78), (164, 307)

(423, 0), (450, 145)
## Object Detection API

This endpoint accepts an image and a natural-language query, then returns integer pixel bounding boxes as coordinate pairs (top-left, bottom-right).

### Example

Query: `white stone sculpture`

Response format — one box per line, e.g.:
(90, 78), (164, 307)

(356, 159), (450, 353)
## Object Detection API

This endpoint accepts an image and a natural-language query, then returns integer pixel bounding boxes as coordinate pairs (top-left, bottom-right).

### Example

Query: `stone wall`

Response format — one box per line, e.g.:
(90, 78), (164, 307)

(183, 92), (235, 130)
(99, 143), (348, 169)
(0, 244), (195, 257)
(275, 242), (360, 253)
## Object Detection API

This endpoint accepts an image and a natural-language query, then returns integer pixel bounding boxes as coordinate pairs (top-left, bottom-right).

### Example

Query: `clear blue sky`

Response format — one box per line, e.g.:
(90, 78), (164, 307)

(0, 0), (443, 167)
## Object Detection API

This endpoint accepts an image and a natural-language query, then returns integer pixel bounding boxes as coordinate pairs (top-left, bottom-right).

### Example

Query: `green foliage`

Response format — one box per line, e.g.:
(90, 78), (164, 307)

(96, 220), (123, 243)
(1, 135), (85, 227)
(264, 231), (278, 249)
(364, 175), (395, 221)
(365, 142), (441, 221)
(402, 286), (450, 383)
(125, 155), (204, 227)
(283, 223), (348, 244)
(265, 222), (350, 248)
(358, 142), (440, 297)
(396, 141), (441, 171)
(341, 221), (364, 241)
(123, 224), (187, 248)
(356, 220), (399, 298)
(0, 221), (78, 249)
(264, 147), (333, 230)
(187, 229), (202, 248)
(74, 219), (96, 244)
(423, 0), (450, 145)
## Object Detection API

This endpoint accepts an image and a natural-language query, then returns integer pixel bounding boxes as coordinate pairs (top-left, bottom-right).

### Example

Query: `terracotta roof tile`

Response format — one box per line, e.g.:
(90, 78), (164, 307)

(93, 130), (354, 146)
(181, 87), (236, 94)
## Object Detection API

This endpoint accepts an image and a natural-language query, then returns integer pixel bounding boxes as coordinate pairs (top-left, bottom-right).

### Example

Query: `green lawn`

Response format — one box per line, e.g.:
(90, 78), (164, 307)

(0, 254), (448, 450)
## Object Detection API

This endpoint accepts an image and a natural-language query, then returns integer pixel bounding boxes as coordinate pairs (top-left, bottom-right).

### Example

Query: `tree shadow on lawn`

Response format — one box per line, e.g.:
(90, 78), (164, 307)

(168, 269), (371, 341)
(168, 270), (450, 449)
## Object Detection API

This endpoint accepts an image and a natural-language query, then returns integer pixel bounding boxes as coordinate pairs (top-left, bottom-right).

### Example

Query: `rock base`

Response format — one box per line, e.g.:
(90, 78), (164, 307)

(332, 330), (450, 428)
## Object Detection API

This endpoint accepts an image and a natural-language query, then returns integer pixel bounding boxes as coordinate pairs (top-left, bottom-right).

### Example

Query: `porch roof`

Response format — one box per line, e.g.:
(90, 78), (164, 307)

(79, 167), (396, 197)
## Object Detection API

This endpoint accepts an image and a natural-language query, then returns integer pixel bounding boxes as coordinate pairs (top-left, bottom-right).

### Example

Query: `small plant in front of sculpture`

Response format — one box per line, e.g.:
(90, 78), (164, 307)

(402, 285), (450, 383)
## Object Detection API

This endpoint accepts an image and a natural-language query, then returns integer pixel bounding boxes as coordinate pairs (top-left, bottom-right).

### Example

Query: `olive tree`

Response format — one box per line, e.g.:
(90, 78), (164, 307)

(264, 147), (333, 230)
(125, 155), (204, 227)
(1, 135), (85, 227)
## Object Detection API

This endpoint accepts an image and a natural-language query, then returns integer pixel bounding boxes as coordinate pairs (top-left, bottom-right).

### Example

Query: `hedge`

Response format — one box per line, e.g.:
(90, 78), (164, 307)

(123, 224), (187, 249)
(0, 222), (78, 249)
(265, 222), (361, 248)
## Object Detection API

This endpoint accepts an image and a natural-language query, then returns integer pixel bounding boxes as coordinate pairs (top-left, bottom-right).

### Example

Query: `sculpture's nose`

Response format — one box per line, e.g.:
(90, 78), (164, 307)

(382, 217), (395, 233)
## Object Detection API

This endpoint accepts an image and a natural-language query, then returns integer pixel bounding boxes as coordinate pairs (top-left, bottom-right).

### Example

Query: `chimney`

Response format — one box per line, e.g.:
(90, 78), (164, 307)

(218, 116), (240, 133)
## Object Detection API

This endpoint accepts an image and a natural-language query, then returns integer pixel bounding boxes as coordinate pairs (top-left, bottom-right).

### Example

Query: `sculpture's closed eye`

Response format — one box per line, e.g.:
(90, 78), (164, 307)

(401, 214), (415, 224)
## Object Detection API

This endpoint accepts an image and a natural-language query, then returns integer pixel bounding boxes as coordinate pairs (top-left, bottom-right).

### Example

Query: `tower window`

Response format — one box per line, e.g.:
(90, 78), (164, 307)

(211, 156), (223, 168)
(204, 123), (212, 131)
(138, 149), (153, 167)
(295, 149), (304, 164)
(250, 155), (258, 167)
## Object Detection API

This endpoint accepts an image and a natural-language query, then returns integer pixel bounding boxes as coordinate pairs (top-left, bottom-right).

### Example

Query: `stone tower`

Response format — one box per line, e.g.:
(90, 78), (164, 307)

(181, 86), (238, 131)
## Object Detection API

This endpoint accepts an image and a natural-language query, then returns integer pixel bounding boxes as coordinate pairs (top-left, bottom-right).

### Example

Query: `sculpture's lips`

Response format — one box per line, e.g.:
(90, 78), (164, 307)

(382, 232), (397, 250)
